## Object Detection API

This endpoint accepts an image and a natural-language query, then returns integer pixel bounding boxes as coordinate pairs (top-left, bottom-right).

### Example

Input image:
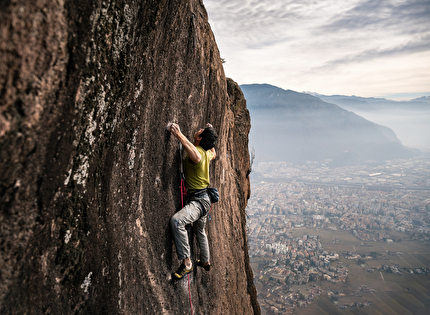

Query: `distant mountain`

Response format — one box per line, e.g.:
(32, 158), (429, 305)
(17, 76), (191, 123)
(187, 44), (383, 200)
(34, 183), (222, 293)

(241, 84), (419, 167)
(412, 96), (430, 103)
(314, 94), (430, 111)
(313, 93), (430, 151)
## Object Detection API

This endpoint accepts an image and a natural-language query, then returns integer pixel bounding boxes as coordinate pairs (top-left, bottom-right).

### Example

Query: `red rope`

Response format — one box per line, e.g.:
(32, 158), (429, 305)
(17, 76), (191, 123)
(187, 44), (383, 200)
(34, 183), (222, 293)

(207, 204), (213, 220)
(180, 179), (187, 208)
(187, 273), (194, 315)
(180, 178), (193, 314)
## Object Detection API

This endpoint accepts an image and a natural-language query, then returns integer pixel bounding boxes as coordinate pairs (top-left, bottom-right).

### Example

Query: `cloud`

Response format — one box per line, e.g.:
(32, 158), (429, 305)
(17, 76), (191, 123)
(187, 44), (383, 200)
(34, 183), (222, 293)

(315, 35), (430, 70)
(206, 0), (310, 49)
(245, 36), (295, 50)
(320, 0), (430, 34)
(204, 0), (430, 99)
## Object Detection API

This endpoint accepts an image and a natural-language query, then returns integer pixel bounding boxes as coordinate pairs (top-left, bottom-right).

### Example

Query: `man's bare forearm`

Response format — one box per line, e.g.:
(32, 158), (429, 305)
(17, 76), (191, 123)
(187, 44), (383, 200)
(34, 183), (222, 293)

(169, 123), (201, 163)
(176, 132), (201, 163)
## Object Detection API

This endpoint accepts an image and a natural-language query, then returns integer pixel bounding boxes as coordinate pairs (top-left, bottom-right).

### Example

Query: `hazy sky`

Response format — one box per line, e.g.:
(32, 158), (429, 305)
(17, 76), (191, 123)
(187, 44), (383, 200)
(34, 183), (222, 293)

(204, 0), (430, 100)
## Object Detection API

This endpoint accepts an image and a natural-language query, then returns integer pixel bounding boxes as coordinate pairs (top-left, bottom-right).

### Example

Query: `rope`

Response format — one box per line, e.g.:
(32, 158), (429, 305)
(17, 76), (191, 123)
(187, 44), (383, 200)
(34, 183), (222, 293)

(182, 182), (193, 315)
(208, 204), (213, 221)
(180, 143), (193, 315)
(187, 273), (194, 315)
(179, 143), (187, 208)
(180, 178), (187, 208)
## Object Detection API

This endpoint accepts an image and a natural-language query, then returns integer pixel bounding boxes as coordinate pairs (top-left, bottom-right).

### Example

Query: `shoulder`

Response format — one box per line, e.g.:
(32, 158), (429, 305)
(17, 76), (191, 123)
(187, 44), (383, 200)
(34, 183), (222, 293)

(206, 149), (214, 160)
(197, 146), (214, 159)
(196, 146), (206, 155)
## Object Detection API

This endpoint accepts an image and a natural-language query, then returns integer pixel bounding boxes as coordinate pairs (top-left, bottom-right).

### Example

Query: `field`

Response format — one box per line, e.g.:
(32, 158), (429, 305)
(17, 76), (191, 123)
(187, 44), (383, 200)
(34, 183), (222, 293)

(290, 228), (430, 315)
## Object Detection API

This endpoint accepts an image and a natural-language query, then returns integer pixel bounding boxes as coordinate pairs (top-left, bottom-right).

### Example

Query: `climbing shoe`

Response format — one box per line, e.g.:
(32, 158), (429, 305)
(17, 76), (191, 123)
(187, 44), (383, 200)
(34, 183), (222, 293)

(173, 263), (193, 279)
(196, 260), (211, 271)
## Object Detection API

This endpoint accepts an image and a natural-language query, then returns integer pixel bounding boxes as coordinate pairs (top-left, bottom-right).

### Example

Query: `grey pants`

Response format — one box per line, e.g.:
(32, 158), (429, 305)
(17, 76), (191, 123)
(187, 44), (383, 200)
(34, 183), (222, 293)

(171, 195), (211, 262)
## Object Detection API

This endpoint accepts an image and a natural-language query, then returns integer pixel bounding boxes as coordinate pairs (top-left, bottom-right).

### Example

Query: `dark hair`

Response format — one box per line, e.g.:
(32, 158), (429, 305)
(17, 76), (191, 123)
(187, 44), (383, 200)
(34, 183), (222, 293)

(199, 127), (218, 151)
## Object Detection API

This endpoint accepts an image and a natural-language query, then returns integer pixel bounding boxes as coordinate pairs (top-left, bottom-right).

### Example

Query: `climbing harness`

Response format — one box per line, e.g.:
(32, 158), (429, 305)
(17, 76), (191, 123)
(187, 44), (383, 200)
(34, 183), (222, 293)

(179, 143), (194, 315)
(206, 187), (219, 221)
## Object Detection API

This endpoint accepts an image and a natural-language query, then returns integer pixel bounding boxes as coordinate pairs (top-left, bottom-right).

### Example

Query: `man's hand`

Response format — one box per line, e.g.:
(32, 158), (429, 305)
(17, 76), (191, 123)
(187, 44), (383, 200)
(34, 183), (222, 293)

(168, 123), (181, 137)
(206, 123), (213, 128)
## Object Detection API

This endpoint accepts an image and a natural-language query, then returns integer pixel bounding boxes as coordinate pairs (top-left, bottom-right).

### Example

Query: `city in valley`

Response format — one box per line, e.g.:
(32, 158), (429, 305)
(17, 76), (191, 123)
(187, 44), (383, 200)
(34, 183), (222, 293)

(246, 156), (430, 315)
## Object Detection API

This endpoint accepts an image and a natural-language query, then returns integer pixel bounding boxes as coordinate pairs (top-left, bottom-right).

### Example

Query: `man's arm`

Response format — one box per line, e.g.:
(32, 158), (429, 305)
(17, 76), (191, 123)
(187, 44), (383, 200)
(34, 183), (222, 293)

(169, 124), (201, 163)
(209, 147), (216, 160)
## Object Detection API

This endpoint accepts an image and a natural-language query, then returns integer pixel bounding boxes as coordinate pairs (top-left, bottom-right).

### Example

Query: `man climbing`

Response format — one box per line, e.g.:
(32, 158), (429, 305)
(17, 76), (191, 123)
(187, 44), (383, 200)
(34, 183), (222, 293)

(169, 122), (218, 279)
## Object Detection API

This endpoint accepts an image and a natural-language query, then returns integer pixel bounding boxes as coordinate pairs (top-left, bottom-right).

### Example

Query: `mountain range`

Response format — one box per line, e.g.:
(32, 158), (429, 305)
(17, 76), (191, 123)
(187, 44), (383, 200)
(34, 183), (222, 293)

(314, 93), (430, 151)
(241, 84), (419, 167)
(314, 93), (430, 110)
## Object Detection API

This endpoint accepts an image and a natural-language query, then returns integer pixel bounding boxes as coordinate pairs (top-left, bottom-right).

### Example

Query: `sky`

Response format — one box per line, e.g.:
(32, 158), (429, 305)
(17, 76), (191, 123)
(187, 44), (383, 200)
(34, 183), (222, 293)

(204, 0), (430, 101)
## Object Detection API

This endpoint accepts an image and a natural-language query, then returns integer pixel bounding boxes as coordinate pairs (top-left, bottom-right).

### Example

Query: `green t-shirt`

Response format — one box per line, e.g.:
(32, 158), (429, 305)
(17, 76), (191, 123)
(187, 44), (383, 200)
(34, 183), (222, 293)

(184, 146), (214, 191)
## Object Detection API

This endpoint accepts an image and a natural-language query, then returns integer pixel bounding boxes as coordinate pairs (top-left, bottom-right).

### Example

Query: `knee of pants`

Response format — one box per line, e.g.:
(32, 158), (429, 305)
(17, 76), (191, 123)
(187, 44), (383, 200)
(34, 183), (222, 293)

(193, 223), (205, 236)
(170, 215), (179, 230)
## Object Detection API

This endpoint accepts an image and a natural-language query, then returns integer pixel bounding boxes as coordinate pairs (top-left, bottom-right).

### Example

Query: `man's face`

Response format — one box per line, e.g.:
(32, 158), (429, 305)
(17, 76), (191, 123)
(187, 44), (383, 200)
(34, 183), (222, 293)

(194, 128), (204, 141)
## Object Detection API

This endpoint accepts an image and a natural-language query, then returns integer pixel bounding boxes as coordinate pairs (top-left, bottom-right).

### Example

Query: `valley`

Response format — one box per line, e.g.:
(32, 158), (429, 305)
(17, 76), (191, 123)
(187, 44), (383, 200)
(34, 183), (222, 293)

(247, 156), (430, 314)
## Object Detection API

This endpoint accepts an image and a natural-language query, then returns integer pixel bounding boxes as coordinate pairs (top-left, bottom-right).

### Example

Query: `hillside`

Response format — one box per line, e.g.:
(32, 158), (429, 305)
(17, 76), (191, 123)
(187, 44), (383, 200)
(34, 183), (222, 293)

(0, 1), (259, 314)
(241, 84), (417, 167)
(315, 94), (430, 151)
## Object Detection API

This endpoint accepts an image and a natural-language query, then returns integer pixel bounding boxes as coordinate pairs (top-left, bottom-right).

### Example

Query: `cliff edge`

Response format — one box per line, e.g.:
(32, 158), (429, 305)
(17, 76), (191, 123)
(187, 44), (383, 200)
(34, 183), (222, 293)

(0, 0), (259, 314)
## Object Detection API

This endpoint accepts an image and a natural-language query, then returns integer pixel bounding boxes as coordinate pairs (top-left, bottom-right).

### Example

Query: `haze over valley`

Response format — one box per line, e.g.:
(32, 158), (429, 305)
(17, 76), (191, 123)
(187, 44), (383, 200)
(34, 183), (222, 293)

(316, 94), (430, 152)
(241, 84), (424, 167)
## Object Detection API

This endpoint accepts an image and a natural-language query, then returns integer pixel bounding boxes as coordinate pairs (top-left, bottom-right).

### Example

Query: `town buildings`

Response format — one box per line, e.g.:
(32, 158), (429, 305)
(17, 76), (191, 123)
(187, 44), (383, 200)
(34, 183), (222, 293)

(246, 156), (430, 314)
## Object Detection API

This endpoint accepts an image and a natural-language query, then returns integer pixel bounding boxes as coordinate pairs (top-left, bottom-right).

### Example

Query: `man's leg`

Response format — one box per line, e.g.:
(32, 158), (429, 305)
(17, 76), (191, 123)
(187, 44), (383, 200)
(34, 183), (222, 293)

(170, 201), (202, 271)
(193, 215), (210, 264)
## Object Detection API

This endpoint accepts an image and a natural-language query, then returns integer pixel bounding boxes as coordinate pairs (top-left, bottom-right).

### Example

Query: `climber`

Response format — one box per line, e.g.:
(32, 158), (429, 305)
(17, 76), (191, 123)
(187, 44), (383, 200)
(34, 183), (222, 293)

(169, 122), (218, 279)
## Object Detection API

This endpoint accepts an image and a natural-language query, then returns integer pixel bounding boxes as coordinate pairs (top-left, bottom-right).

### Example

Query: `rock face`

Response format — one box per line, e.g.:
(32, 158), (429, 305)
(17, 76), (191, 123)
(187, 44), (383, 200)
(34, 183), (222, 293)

(0, 1), (259, 314)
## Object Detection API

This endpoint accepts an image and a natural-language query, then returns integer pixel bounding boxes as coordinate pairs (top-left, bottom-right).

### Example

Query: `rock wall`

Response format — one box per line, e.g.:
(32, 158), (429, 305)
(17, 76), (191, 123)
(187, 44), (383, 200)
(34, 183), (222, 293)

(0, 0), (259, 314)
